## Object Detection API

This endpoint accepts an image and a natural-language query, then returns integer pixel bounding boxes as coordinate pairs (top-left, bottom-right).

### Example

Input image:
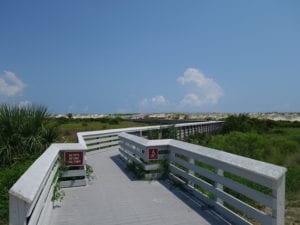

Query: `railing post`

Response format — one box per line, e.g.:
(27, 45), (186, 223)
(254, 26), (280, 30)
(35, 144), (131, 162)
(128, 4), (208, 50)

(9, 195), (27, 225)
(216, 169), (224, 205)
(188, 158), (195, 188)
(272, 174), (285, 225)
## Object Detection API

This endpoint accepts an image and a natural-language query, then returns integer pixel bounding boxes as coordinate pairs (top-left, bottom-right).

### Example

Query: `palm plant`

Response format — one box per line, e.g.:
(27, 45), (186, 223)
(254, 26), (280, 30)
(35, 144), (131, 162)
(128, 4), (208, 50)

(0, 104), (58, 167)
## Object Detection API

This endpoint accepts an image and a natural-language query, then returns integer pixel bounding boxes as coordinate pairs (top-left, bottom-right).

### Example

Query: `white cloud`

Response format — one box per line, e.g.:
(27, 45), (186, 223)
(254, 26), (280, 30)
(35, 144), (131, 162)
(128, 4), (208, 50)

(177, 68), (223, 108)
(137, 68), (223, 112)
(140, 95), (167, 107)
(180, 93), (204, 107)
(0, 71), (25, 97)
(139, 95), (168, 111)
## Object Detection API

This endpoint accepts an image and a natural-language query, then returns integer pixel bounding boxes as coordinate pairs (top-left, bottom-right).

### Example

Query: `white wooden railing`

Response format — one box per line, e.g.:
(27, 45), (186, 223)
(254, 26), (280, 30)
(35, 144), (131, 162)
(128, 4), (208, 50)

(9, 144), (86, 225)
(119, 132), (171, 179)
(77, 121), (222, 151)
(118, 133), (287, 225)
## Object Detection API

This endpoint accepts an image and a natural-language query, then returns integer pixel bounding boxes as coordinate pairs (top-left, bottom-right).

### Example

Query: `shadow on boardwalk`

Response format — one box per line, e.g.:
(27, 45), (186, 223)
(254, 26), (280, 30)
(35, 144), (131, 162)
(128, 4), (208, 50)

(110, 154), (230, 225)
(110, 155), (139, 181)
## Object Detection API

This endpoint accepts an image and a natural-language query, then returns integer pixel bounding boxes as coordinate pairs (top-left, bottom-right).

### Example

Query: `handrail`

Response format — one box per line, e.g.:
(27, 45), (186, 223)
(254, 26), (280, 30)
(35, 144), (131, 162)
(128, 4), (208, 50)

(118, 133), (286, 225)
(9, 143), (86, 225)
(77, 121), (223, 151)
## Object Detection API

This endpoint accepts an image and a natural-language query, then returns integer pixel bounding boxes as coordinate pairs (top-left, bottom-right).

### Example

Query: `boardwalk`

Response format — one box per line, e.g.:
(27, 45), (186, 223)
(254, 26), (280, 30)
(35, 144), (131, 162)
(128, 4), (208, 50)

(49, 148), (229, 225)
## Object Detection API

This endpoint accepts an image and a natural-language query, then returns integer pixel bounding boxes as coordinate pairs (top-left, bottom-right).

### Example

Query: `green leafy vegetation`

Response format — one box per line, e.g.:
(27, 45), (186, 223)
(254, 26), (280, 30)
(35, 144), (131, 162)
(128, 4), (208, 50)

(51, 180), (65, 203)
(185, 115), (300, 224)
(0, 104), (58, 166)
(221, 114), (276, 134)
(147, 126), (178, 140)
(162, 125), (177, 139)
(86, 164), (95, 181)
(147, 129), (160, 139)
(0, 157), (36, 225)
(126, 161), (146, 179)
(51, 158), (66, 203)
(56, 117), (148, 142)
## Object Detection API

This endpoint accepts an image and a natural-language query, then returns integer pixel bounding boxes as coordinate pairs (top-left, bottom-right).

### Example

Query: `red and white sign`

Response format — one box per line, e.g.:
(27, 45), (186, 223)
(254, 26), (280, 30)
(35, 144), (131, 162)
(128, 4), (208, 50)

(148, 149), (158, 160)
(64, 151), (84, 166)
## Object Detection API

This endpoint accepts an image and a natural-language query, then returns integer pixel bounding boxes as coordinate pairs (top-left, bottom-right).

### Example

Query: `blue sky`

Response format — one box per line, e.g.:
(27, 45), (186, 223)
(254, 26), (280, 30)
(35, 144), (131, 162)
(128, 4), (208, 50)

(0, 1), (299, 114)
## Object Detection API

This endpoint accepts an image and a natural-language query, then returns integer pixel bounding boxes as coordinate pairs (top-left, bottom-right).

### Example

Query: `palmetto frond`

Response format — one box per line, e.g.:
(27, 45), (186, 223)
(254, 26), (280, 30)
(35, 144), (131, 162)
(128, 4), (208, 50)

(0, 104), (58, 167)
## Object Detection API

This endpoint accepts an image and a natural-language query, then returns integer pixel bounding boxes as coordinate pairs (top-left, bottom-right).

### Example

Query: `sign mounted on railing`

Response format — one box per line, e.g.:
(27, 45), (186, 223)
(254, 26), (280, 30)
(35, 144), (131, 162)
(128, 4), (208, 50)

(64, 151), (84, 166)
(148, 149), (158, 160)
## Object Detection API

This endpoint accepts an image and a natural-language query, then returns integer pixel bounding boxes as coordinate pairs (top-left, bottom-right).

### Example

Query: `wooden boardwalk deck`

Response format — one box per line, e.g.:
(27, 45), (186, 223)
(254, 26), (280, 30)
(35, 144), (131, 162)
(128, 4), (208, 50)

(49, 148), (230, 225)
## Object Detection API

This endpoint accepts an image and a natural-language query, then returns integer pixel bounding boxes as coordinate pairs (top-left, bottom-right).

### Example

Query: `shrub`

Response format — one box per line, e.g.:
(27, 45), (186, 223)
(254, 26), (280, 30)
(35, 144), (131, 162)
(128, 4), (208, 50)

(221, 114), (275, 134)
(0, 104), (58, 167)
(162, 126), (178, 139)
(147, 129), (160, 139)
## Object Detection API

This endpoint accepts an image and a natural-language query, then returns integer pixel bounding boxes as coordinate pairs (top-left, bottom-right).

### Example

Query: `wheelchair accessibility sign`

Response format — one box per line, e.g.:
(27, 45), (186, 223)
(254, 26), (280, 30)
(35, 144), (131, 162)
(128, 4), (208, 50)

(148, 149), (158, 160)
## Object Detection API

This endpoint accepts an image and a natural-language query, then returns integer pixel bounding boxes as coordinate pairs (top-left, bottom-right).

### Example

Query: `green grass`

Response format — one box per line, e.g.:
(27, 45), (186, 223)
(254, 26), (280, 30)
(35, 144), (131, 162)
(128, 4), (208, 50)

(58, 120), (148, 142)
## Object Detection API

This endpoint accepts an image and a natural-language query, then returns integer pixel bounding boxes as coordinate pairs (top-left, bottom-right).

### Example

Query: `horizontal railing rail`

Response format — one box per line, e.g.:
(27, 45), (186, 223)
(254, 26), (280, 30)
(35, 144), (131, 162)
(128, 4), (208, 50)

(9, 144), (86, 225)
(118, 133), (287, 225)
(77, 121), (223, 151)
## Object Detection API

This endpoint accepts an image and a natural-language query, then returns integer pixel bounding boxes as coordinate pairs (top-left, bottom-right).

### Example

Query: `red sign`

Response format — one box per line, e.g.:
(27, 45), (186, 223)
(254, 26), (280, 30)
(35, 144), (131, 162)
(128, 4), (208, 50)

(64, 151), (84, 166)
(148, 149), (158, 160)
